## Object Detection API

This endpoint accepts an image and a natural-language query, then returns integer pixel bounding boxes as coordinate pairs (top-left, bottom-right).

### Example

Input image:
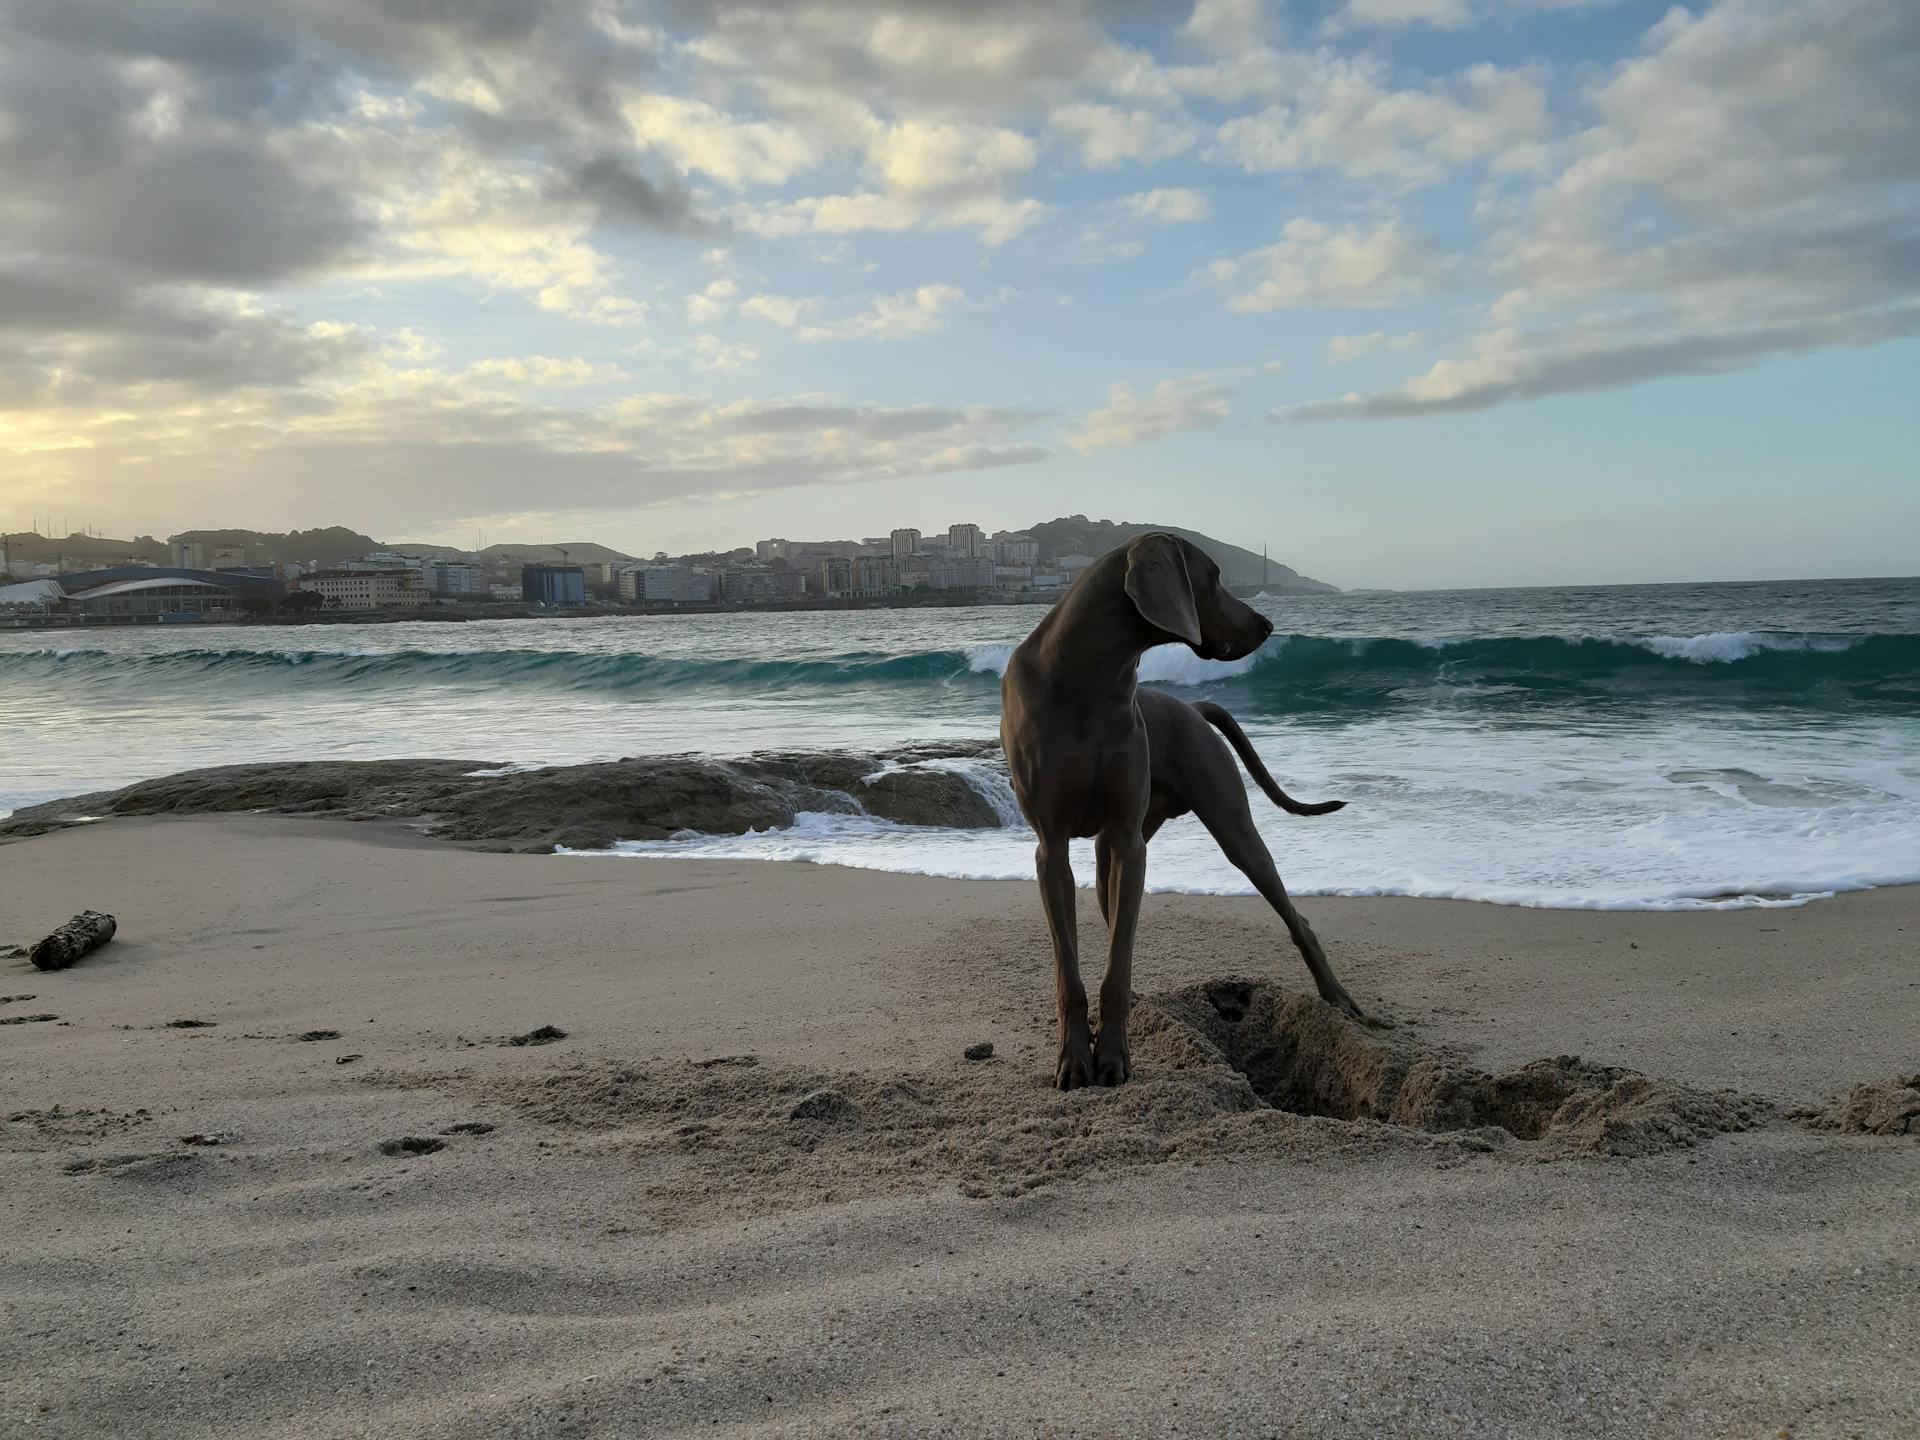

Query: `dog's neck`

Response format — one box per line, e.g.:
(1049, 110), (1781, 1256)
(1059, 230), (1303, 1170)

(1026, 549), (1168, 691)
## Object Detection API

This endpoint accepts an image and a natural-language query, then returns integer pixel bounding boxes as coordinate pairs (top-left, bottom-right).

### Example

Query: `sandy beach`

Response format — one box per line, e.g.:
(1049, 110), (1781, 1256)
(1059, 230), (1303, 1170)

(3, 813), (1915, 1438)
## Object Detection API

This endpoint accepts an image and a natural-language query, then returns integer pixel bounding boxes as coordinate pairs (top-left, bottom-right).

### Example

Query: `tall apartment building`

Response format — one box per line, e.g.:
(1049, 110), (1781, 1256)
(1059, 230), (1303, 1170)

(993, 534), (1039, 564)
(169, 539), (205, 569)
(755, 538), (791, 562)
(890, 528), (922, 562)
(947, 523), (985, 557)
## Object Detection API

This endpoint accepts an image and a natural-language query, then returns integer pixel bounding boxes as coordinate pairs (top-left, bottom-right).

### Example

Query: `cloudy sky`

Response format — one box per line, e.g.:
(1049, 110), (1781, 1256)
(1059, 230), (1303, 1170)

(2, 0), (1914, 588)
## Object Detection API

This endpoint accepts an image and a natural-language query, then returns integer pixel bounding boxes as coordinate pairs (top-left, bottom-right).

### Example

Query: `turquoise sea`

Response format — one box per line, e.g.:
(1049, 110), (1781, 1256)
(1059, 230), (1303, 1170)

(4, 577), (1917, 910)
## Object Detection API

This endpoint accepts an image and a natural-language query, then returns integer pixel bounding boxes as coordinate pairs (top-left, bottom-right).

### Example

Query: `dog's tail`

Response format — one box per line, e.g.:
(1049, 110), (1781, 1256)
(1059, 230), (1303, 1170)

(1193, 701), (1347, 816)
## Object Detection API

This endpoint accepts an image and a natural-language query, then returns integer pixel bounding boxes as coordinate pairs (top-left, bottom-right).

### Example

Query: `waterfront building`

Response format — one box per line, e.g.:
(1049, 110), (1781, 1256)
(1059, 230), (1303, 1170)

(620, 566), (715, 603)
(947, 523), (984, 557)
(521, 565), (586, 605)
(817, 556), (854, 597)
(755, 538), (791, 562)
(421, 559), (485, 596)
(169, 540), (206, 569)
(890, 528), (922, 562)
(850, 554), (899, 597)
(721, 567), (807, 603)
(928, 555), (995, 590)
(298, 569), (428, 610)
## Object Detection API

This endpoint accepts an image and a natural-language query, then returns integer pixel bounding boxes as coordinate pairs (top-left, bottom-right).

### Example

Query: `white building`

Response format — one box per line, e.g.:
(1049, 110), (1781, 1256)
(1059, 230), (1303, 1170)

(928, 555), (995, 590)
(994, 534), (1039, 565)
(297, 570), (427, 610)
(421, 559), (485, 596)
(755, 538), (790, 562)
(947, 523), (985, 557)
(169, 540), (205, 569)
(890, 528), (923, 562)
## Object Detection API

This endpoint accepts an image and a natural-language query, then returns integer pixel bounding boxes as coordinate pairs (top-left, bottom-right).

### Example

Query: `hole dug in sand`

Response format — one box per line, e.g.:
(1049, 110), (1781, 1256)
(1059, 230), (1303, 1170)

(1133, 979), (1769, 1158)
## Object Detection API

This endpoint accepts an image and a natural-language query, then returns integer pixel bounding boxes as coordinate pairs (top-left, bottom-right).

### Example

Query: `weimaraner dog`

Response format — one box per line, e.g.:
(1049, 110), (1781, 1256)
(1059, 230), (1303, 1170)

(1001, 532), (1371, 1090)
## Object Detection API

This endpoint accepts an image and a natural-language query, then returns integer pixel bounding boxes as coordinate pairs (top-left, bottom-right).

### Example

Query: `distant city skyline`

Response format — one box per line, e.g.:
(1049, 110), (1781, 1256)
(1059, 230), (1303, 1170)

(2, 1), (1915, 591)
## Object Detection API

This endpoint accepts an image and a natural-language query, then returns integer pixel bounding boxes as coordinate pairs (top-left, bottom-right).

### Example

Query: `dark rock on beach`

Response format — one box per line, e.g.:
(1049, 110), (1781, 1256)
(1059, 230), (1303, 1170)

(0, 741), (1008, 853)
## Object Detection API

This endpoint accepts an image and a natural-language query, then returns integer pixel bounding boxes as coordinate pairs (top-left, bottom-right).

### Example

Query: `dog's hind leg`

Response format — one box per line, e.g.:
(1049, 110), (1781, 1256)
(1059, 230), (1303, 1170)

(1095, 800), (1175, 929)
(1192, 783), (1379, 1025)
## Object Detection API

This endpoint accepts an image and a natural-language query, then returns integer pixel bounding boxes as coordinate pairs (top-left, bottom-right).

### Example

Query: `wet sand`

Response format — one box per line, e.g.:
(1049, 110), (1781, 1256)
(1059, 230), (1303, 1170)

(2, 815), (1915, 1438)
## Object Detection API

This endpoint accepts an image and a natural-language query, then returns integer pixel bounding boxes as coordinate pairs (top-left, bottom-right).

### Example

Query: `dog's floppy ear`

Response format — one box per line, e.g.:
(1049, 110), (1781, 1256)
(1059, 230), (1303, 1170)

(1124, 533), (1202, 647)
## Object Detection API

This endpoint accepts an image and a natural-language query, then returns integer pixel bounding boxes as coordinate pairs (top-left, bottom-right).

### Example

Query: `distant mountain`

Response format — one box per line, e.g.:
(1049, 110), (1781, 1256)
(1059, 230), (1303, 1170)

(167, 527), (382, 568)
(2, 531), (167, 566)
(1023, 516), (1335, 592)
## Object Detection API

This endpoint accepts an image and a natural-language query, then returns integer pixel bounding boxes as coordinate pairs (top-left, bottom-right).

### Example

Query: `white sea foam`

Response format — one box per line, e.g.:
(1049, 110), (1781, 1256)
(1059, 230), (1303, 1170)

(860, 755), (1023, 826)
(1627, 632), (1857, 663)
(964, 640), (1270, 686)
(563, 714), (1920, 912)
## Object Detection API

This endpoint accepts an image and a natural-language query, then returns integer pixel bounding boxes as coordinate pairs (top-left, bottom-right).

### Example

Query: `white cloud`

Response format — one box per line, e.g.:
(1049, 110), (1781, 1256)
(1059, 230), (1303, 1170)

(744, 285), (968, 342)
(687, 278), (737, 323)
(1326, 330), (1426, 362)
(735, 192), (1045, 248)
(1289, 0), (1920, 419)
(622, 95), (820, 188)
(1069, 375), (1232, 452)
(1208, 57), (1550, 184)
(1183, 0), (1277, 56)
(1206, 218), (1440, 310)
(1117, 188), (1211, 225)
(869, 120), (1036, 197)
(1050, 103), (1197, 168)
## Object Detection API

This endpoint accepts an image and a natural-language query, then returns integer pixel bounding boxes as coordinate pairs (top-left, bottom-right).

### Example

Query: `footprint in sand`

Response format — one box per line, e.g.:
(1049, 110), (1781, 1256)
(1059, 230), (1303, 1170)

(378, 1136), (447, 1157)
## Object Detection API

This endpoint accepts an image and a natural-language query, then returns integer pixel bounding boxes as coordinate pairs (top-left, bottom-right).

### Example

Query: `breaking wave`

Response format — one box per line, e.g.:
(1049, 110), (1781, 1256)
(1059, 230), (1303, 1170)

(5, 630), (1913, 711)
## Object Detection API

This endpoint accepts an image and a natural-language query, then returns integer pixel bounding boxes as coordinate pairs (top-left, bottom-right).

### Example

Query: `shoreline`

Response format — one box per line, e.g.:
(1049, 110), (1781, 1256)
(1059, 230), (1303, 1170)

(9, 754), (1918, 915)
(3, 813), (1915, 1436)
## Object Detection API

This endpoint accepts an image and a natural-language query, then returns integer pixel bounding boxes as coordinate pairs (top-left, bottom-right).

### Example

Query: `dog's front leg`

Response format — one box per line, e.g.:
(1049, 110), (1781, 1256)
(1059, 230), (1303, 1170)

(1035, 834), (1094, 1090)
(1093, 831), (1146, 1086)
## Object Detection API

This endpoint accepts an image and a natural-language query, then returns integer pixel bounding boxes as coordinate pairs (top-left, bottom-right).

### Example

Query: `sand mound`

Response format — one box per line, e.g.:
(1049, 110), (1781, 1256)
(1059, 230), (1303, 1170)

(1138, 979), (1771, 1158)
(376, 979), (1770, 1223)
(1792, 1074), (1920, 1136)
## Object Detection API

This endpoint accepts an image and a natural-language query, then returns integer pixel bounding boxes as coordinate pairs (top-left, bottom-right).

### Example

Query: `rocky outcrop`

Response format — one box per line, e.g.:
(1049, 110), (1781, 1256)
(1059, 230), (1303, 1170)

(0, 743), (1007, 853)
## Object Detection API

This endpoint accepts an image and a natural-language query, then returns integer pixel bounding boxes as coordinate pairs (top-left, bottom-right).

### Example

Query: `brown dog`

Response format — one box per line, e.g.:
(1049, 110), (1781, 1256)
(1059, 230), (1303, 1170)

(1001, 532), (1367, 1090)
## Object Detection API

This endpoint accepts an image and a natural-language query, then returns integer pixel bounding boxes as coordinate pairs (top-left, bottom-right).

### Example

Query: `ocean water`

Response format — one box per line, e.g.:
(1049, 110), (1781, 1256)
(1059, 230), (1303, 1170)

(3, 577), (1917, 910)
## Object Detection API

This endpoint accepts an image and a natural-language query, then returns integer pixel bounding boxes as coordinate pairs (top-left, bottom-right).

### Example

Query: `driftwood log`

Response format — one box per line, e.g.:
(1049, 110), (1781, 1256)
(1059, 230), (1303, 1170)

(28, 911), (117, 972)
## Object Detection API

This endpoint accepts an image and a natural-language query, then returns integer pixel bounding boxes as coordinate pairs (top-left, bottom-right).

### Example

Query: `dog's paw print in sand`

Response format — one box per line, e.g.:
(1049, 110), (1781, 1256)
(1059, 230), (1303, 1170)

(7, 1105), (155, 1151)
(374, 978), (1785, 1224)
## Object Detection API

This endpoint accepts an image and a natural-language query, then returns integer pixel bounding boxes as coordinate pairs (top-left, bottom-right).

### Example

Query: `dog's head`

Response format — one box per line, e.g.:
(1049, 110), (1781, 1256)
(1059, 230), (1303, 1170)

(1123, 532), (1273, 661)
